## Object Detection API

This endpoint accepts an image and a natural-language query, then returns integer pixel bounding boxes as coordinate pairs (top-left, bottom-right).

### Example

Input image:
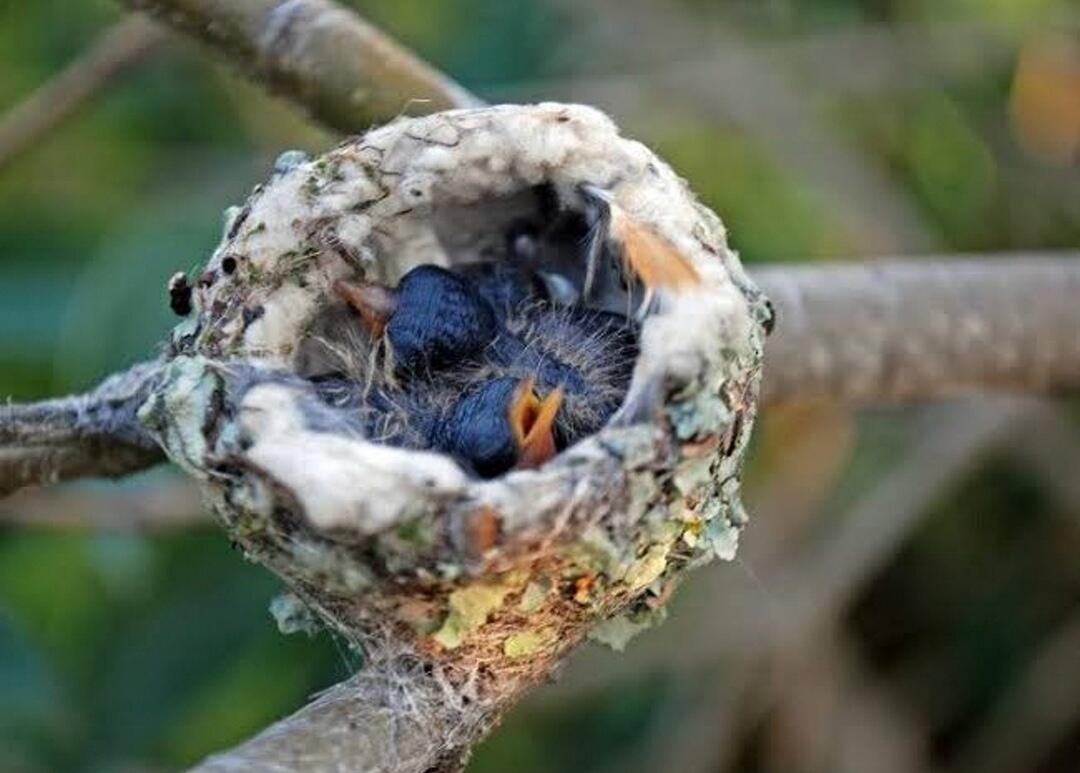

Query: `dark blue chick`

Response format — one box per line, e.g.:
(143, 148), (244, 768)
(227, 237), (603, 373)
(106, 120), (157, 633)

(332, 261), (637, 477)
(430, 376), (562, 478)
(335, 265), (498, 376)
(483, 304), (638, 446)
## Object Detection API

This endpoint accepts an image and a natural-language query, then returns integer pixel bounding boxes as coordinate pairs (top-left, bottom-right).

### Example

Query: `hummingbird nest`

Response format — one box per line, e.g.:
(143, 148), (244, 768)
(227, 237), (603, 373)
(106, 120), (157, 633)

(139, 103), (770, 765)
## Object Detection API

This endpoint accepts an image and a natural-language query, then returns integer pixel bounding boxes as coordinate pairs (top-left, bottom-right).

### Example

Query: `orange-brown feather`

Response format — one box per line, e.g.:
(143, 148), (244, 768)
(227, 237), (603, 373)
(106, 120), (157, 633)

(608, 204), (700, 290)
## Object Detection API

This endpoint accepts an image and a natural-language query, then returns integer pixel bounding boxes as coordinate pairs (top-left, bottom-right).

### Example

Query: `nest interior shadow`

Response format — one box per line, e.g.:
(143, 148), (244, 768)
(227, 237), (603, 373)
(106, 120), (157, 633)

(138, 103), (770, 766)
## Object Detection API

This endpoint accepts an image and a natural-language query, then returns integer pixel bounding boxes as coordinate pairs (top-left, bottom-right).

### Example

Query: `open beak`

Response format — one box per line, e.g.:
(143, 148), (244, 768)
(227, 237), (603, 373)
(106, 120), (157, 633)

(334, 279), (398, 337)
(508, 378), (564, 469)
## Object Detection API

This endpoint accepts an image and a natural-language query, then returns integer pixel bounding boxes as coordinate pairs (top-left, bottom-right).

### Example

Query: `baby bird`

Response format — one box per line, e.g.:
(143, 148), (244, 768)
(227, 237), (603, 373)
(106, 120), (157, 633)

(333, 261), (637, 477)
(477, 304), (637, 447)
(312, 371), (562, 479)
(431, 376), (563, 478)
(456, 261), (550, 320)
(334, 265), (497, 377)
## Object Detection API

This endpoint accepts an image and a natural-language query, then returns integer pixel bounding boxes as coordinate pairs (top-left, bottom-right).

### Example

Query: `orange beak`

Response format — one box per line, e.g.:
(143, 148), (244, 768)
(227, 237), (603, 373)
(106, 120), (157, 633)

(508, 378), (563, 469)
(334, 279), (398, 337)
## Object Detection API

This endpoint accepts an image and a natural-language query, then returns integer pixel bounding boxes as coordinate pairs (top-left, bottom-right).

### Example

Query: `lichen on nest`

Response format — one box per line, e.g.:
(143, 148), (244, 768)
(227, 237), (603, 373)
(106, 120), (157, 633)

(137, 103), (770, 747)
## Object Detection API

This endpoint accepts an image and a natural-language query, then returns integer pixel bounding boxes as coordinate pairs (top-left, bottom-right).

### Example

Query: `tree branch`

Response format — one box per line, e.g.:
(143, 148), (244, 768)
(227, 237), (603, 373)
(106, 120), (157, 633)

(0, 16), (168, 171)
(121, 0), (482, 132)
(194, 657), (476, 773)
(0, 361), (165, 497)
(0, 476), (202, 530)
(755, 254), (1080, 405)
(2, 256), (1076, 514)
(951, 609), (1080, 773)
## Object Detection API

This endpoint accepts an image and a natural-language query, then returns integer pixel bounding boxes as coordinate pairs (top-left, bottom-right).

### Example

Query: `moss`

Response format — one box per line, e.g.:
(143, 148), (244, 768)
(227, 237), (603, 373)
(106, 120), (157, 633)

(395, 516), (437, 548)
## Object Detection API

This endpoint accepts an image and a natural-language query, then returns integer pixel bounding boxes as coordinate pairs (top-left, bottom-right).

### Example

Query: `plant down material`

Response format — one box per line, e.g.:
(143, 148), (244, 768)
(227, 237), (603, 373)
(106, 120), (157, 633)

(136, 103), (769, 771)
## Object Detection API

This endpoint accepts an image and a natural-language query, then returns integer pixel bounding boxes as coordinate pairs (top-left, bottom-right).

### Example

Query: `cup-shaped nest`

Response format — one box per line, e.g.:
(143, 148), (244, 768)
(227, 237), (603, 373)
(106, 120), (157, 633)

(139, 103), (770, 709)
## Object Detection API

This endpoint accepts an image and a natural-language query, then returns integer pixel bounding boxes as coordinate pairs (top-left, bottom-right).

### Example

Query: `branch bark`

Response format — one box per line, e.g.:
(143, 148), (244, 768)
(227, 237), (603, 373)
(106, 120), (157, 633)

(121, 0), (482, 132)
(0, 360), (165, 497)
(0, 476), (202, 530)
(195, 658), (477, 773)
(755, 254), (1080, 405)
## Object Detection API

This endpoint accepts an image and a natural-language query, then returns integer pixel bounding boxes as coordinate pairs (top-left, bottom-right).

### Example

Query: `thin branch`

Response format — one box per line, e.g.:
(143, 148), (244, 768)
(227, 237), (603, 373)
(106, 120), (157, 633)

(576, 0), (935, 252)
(3, 257), (1076, 519)
(0, 361), (165, 497)
(505, 14), (1062, 109)
(194, 655), (474, 773)
(541, 396), (1036, 704)
(1011, 405), (1080, 521)
(0, 16), (168, 172)
(121, 0), (482, 132)
(0, 476), (203, 530)
(768, 397), (1038, 641)
(755, 254), (1080, 405)
(951, 609), (1080, 773)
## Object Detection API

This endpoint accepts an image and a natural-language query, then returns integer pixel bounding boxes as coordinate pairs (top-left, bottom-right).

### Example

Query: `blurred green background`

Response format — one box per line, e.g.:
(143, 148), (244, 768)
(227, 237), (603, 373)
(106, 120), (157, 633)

(1, 1), (1078, 771)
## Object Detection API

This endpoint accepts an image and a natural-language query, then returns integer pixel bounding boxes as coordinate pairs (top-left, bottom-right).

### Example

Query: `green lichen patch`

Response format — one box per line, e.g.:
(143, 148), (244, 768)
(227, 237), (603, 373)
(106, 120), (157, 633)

(673, 453), (715, 496)
(668, 388), (732, 441)
(433, 573), (524, 650)
(270, 593), (321, 636)
(588, 605), (668, 652)
(517, 580), (551, 613)
(136, 356), (220, 477)
(703, 514), (740, 561)
(503, 628), (556, 659)
(622, 543), (672, 592)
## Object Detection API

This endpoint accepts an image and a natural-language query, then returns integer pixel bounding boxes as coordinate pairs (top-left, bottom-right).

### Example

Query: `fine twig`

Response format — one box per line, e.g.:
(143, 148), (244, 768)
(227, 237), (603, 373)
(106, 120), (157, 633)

(765, 397), (1038, 641)
(121, 0), (482, 132)
(0, 16), (168, 172)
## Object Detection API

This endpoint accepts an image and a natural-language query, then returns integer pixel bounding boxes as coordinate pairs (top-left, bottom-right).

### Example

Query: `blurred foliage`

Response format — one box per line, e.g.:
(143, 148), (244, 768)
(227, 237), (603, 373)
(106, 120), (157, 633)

(1, 0), (1078, 771)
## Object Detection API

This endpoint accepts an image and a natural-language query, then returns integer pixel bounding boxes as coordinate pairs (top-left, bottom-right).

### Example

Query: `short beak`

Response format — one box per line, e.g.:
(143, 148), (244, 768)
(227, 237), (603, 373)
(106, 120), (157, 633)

(334, 279), (398, 337)
(509, 378), (563, 469)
